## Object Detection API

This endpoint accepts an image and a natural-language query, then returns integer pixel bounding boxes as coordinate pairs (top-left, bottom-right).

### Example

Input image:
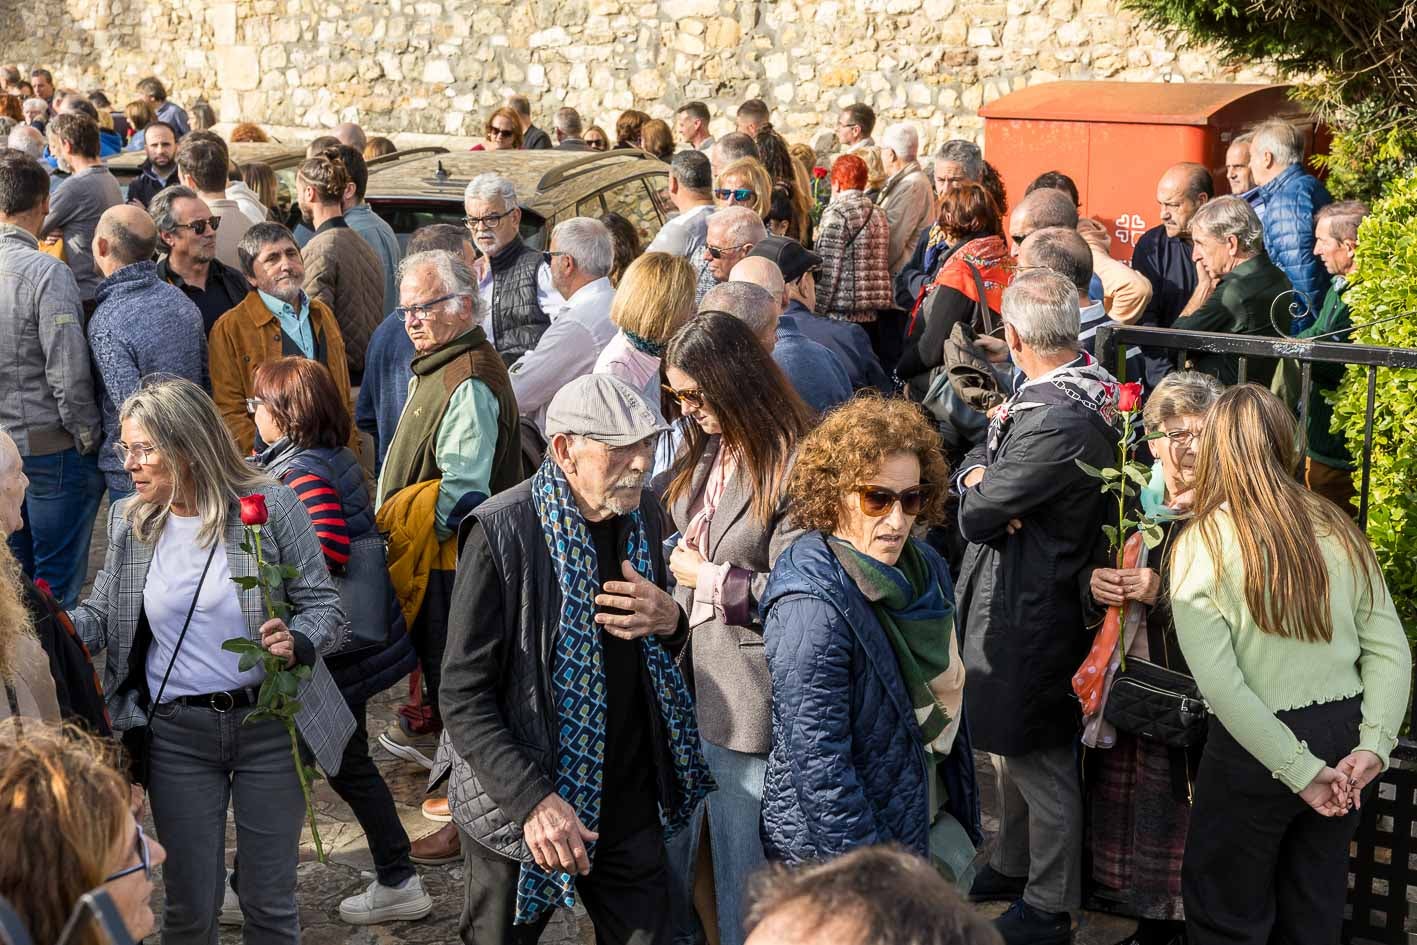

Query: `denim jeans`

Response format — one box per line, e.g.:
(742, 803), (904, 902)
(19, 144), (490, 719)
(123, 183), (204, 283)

(148, 702), (305, 945)
(7, 448), (103, 608)
(701, 740), (768, 945)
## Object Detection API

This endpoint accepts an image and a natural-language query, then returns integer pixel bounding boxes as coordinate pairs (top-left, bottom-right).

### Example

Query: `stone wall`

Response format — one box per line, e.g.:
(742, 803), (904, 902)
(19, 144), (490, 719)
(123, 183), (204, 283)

(4, 0), (1279, 151)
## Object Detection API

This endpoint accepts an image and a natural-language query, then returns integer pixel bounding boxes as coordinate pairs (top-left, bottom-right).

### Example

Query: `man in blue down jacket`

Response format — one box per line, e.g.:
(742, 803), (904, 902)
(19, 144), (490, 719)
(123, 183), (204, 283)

(1246, 119), (1331, 331)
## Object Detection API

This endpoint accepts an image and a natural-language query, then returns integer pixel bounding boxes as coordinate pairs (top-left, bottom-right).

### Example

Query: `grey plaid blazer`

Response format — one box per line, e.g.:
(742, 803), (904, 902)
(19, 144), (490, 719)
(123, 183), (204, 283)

(71, 483), (356, 774)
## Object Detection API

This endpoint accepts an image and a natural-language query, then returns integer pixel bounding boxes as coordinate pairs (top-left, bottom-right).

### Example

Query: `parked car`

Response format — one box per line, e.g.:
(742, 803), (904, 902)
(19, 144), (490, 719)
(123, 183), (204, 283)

(363, 149), (671, 252)
(107, 141), (308, 200)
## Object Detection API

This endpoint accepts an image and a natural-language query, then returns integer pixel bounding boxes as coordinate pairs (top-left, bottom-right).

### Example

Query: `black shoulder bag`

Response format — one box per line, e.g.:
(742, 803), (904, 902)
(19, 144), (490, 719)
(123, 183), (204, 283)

(123, 542), (218, 787)
(1102, 607), (1208, 749)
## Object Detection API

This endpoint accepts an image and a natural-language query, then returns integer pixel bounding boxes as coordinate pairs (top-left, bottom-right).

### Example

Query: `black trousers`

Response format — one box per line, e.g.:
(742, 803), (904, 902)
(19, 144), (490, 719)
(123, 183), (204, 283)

(862, 308), (906, 375)
(1182, 695), (1365, 945)
(459, 823), (671, 945)
(326, 700), (415, 887)
(411, 570), (455, 719)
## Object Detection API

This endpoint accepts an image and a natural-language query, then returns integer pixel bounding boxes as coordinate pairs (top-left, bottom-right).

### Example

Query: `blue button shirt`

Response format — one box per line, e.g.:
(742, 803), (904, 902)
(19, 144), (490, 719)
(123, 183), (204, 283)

(258, 289), (314, 358)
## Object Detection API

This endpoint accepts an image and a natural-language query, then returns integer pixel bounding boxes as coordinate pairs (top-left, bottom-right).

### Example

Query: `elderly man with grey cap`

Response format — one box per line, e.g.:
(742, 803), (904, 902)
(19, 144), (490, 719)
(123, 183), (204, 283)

(436, 372), (713, 945)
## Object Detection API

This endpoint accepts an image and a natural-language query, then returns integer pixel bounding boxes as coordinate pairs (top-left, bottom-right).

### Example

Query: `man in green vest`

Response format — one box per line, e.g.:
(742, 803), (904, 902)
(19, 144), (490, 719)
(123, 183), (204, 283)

(375, 248), (524, 864)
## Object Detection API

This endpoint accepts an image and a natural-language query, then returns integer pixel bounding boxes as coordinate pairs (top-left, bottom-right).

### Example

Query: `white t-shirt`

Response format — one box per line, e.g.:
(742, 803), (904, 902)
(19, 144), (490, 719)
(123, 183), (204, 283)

(144, 513), (263, 700)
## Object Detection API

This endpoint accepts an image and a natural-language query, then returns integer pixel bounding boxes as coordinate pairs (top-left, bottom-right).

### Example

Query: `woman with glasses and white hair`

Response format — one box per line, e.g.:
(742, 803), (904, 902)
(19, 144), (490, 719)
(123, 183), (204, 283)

(0, 719), (168, 945)
(69, 377), (353, 944)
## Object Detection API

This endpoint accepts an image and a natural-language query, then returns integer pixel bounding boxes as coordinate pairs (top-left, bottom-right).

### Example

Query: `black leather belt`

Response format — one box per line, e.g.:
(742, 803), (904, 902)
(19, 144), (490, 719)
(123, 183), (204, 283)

(169, 688), (259, 712)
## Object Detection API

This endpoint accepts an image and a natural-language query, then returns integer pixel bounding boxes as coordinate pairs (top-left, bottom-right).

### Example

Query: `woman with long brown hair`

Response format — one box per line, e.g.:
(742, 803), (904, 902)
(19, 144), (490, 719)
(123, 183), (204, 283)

(1171, 384), (1411, 945)
(663, 311), (814, 945)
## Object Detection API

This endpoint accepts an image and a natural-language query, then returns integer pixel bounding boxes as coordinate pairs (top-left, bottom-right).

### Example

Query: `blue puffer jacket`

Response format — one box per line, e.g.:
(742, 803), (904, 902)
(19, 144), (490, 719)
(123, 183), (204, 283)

(1249, 164), (1331, 323)
(759, 530), (980, 864)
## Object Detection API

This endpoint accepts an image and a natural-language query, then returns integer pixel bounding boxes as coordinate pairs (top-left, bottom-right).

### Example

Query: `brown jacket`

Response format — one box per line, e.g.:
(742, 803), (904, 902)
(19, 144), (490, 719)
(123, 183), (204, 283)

(208, 290), (355, 455)
(302, 220), (386, 380)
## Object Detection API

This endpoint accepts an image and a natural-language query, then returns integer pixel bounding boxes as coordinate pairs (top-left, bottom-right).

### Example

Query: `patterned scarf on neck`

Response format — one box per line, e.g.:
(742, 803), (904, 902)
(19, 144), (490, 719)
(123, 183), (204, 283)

(516, 457), (715, 924)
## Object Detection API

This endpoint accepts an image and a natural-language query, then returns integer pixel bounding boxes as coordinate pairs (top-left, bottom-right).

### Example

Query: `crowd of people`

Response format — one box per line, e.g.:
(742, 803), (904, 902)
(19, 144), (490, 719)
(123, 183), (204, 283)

(0, 66), (1410, 945)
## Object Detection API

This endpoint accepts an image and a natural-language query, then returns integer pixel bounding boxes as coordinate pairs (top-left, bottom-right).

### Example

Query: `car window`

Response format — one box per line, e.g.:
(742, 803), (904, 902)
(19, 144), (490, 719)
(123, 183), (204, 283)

(578, 195), (606, 217)
(369, 202), (548, 254)
(598, 178), (663, 247)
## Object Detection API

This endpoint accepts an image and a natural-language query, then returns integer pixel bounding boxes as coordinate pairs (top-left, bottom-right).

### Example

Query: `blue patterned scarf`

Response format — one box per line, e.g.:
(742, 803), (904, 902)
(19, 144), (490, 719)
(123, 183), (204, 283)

(516, 457), (715, 924)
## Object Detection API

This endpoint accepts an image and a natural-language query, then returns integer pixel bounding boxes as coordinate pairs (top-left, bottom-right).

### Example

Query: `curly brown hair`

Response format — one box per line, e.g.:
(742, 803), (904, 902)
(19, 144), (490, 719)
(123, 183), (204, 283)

(788, 394), (950, 533)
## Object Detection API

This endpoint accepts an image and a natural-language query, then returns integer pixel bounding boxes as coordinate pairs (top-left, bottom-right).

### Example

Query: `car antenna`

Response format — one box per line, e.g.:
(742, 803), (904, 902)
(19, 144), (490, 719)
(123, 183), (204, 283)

(434, 160), (449, 182)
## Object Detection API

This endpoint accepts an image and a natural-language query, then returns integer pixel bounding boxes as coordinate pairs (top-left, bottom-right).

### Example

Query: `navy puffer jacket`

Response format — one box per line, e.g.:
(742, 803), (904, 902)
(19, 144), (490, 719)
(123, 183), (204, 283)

(1249, 164), (1332, 320)
(759, 530), (980, 864)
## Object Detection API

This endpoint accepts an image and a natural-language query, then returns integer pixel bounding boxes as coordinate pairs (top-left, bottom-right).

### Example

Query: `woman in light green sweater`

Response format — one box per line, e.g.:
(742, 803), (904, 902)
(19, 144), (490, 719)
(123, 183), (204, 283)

(1170, 384), (1411, 945)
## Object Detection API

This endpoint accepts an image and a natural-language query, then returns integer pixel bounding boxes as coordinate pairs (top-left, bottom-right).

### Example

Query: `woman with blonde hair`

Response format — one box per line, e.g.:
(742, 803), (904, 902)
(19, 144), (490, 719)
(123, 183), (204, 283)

(70, 378), (353, 943)
(123, 99), (155, 151)
(364, 135), (397, 159)
(715, 156), (774, 219)
(0, 720), (168, 945)
(593, 251), (697, 412)
(585, 124), (610, 151)
(1171, 384), (1411, 945)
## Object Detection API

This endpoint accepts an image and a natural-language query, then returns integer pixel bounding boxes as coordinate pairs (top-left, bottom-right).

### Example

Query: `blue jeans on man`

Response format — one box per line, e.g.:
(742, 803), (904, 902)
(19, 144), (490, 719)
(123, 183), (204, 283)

(7, 448), (104, 608)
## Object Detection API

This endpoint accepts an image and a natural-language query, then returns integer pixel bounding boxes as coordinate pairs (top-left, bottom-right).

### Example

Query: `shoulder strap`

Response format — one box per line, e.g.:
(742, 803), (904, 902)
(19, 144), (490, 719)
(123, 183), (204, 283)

(962, 259), (996, 336)
(144, 541), (219, 721)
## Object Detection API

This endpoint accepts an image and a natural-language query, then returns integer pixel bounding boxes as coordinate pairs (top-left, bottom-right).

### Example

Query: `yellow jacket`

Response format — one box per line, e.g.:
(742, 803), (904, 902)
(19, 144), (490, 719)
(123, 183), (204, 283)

(376, 479), (458, 629)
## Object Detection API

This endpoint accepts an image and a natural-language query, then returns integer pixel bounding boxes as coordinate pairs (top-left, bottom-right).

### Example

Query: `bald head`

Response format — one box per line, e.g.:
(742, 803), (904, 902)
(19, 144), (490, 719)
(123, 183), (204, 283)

(1009, 187), (1079, 254)
(1156, 162), (1214, 238)
(334, 122), (367, 152)
(729, 257), (787, 312)
(95, 204), (158, 276)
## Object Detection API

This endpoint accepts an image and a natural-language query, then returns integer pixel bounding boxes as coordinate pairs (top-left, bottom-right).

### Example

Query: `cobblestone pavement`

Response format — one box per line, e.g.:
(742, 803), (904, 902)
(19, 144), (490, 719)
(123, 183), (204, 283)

(83, 508), (1133, 944)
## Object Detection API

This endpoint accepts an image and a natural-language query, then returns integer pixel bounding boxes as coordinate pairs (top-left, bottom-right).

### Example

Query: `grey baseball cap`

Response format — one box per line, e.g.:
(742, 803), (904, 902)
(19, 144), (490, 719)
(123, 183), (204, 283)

(544, 374), (667, 447)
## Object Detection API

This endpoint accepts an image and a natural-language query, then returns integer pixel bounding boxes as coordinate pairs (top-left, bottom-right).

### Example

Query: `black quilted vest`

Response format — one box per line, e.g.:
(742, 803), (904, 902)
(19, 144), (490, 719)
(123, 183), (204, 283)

(262, 443), (374, 541)
(488, 238), (550, 365)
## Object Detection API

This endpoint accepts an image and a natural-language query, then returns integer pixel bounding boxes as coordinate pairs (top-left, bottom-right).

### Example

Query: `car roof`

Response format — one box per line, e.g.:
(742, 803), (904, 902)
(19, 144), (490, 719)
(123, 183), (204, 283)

(106, 141), (306, 179)
(364, 149), (669, 218)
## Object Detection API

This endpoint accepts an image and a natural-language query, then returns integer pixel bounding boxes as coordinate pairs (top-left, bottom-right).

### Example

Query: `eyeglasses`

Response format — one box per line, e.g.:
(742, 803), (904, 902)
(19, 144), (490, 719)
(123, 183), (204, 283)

(464, 209), (515, 231)
(714, 188), (754, 203)
(855, 484), (932, 518)
(394, 291), (467, 323)
(542, 251), (568, 266)
(489, 125), (517, 140)
(245, 397), (264, 415)
(1160, 428), (1201, 447)
(104, 824), (152, 884)
(173, 216), (222, 236)
(1009, 233), (1029, 246)
(705, 242), (749, 260)
(662, 384), (707, 411)
(113, 442), (159, 466)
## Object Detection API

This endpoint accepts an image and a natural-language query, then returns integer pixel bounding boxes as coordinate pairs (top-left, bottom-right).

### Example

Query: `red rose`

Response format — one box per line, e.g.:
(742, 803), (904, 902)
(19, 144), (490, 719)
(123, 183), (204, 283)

(1117, 382), (1143, 413)
(812, 166), (828, 179)
(239, 494), (269, 527)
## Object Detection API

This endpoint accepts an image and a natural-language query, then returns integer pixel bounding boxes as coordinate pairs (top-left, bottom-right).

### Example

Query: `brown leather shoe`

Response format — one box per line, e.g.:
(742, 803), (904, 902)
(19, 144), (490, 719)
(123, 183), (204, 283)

(409, 822), (461, 865)
(421, 796), (452, 823)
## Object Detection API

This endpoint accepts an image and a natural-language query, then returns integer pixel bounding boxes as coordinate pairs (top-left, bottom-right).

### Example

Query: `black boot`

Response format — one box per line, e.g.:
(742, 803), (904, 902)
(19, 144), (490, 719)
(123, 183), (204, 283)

(968, 864), (1029, 903)
(994, 899), (1072, 945)
(1113, 918), (1186, 945)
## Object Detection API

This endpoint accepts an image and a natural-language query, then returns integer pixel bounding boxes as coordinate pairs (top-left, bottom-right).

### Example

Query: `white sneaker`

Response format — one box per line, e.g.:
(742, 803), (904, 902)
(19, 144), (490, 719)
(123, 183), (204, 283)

(338, 875), (434, 925)
(219, 877), (243, 926)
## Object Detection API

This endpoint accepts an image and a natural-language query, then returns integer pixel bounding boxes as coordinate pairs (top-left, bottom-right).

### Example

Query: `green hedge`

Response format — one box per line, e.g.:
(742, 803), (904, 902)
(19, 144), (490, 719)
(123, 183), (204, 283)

(1331, 170), (1417, 629)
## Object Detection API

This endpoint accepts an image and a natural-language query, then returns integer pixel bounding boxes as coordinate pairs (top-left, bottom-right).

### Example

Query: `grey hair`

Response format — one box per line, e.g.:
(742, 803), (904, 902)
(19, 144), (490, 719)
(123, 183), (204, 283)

(708, 205), (767, 247)
(701, 281), (778, 337)
(554, 107), (583, 137)
(880, 122), (919, 162)
(1189, 195), (1264, 254)
(21, 97), (47, 115)
(1001, 269), (1081, 355)
(1143, 370), (1223, 432)
(6, 125), (44, 160)
(148, 184), (200, 235)
(1020, 226), (1093, 292)
(120, 378), (274, 547)
(464, 172), (518, 210)
(1315, 199), (1370, 245)
(1250, 120), (1303, 169)
(551, 216), (613, 278)
(935, 139), (982, 181)
(398, 249), (481, 319)
(1232, 131), (1254, 147)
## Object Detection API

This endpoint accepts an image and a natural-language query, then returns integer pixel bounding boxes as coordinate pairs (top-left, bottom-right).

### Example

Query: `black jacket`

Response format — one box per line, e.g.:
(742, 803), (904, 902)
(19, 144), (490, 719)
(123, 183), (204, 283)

(955, 384), (1117, 755)
(523, 125), (553, 150)
(437, 479), (686, 860)
(24, 579), (110, 735)
(126, 160), (179, 210)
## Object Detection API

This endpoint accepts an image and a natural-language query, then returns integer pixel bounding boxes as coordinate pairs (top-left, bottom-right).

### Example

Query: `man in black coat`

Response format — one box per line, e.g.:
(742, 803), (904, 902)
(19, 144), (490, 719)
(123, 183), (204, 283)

(954, 269), (1119, 945)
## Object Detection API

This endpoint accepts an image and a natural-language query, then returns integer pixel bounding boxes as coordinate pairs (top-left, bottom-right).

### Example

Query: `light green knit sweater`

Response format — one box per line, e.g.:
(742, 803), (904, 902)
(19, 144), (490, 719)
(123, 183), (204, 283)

(1171, 512), (1412, 792)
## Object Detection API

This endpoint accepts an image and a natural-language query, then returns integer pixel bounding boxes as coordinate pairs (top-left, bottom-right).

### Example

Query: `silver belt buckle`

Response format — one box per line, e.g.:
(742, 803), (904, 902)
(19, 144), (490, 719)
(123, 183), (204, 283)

(211, 691), (235, 712)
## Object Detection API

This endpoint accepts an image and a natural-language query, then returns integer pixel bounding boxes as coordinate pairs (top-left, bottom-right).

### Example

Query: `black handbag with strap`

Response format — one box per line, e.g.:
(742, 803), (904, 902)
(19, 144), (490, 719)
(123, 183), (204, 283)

(1103, 597), (1208, 749)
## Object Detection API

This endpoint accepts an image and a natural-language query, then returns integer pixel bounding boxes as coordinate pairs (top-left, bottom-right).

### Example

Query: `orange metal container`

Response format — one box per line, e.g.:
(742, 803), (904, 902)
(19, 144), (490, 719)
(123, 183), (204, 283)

(979, 82), (1321, 263)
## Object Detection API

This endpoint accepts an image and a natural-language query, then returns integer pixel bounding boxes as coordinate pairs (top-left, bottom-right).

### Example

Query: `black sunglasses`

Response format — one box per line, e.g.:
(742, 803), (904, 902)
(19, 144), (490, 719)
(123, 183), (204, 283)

(174, 216), (222, 236)
(705, 242), (748, 260)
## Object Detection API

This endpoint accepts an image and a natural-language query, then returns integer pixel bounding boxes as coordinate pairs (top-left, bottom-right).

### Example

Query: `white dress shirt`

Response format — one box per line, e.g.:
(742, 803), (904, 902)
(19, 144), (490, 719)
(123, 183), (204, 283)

(510, 276), (618, 430)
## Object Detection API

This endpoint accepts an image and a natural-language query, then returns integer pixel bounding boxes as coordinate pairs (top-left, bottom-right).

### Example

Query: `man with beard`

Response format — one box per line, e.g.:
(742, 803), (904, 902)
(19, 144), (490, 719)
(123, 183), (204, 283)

(463, 173), (562, 365)
(208, 221), (356, 454)
(375, 249), (527, 866)
(151, 185), (252, 332)
(1132, 162), (1212, 387)
(297, 147), (385, 381)
(123, 121), (178, 209)
(436, 372), (710, 944)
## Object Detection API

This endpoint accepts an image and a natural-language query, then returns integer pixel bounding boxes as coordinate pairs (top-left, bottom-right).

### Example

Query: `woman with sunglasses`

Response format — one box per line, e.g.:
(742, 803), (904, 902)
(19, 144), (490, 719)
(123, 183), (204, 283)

(662, 311), (814, 945)
(584, 124), (610, 152)
(814, 153), (892, 338)
(715, 156), (774, 219)
(759, 394), (980, 872)
(471, 106), (523, 151)
(0, 719), (168, 945)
